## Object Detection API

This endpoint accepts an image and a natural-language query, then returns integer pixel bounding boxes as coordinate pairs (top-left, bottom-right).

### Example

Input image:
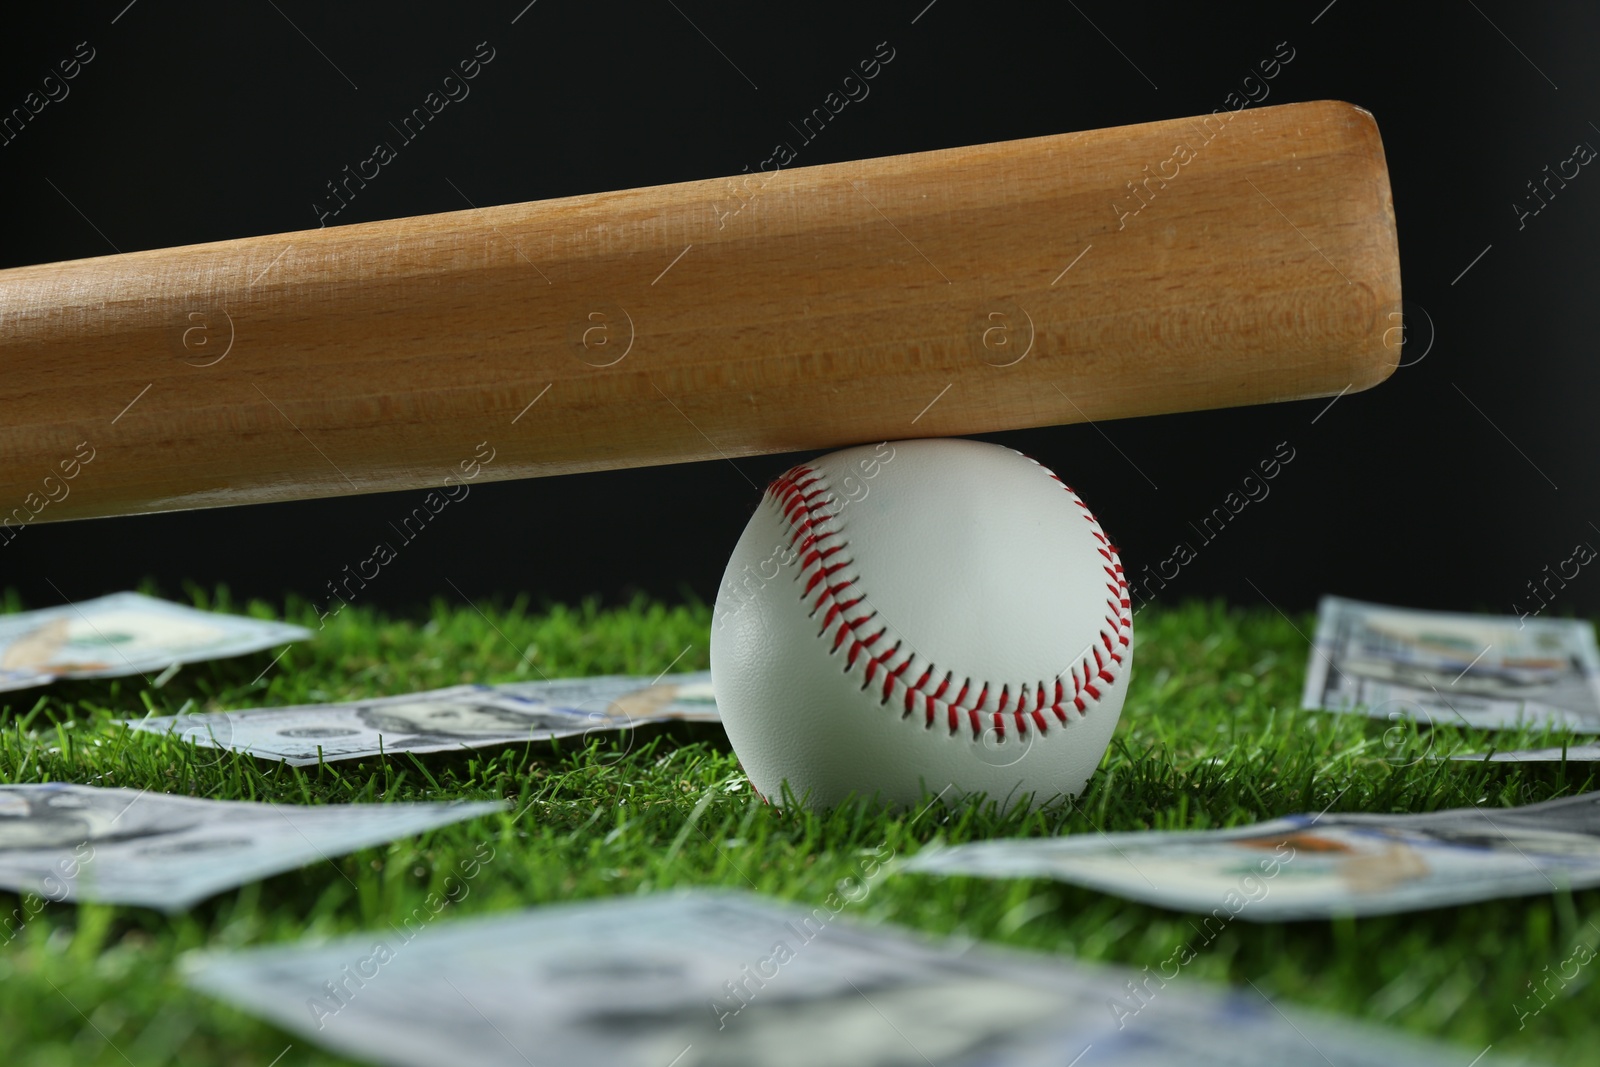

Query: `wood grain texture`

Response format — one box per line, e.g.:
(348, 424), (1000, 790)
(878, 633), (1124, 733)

(0, 99), (1399, 525)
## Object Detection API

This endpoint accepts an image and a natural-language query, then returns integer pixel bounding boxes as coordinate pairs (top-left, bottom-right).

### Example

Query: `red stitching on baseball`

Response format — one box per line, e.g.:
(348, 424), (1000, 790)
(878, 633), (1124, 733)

(762, 451), (1132, 742)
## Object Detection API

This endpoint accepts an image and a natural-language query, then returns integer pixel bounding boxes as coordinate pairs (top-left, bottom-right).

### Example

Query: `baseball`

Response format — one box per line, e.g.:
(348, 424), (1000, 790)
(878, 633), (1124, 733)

(710, 438), (1131, 810)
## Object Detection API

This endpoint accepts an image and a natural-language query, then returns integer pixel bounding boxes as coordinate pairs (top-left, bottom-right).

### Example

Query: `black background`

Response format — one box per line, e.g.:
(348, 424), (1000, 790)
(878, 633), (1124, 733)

(2, 1), (1596, 620)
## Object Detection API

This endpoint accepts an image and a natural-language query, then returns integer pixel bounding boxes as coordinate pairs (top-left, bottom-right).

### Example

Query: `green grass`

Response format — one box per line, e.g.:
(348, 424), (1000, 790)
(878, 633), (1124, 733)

(1, 588), (1595, 1066)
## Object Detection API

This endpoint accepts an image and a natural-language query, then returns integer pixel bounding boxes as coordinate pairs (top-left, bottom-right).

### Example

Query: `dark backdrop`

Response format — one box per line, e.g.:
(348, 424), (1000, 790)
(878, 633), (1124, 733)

(2, 1), (1596, 619)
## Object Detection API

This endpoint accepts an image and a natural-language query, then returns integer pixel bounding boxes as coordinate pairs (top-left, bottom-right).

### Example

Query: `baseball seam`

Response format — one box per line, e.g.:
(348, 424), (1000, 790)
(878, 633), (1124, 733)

(765, 453), (1131, 744)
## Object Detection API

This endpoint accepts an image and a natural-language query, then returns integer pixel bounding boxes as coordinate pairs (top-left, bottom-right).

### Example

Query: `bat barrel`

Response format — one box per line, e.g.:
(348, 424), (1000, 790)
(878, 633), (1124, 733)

(0, 99), (1399, 525)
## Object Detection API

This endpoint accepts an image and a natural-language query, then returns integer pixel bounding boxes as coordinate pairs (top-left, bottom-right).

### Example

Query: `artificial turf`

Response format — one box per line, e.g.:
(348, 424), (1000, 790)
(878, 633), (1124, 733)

(0, 586), (1594, 1066)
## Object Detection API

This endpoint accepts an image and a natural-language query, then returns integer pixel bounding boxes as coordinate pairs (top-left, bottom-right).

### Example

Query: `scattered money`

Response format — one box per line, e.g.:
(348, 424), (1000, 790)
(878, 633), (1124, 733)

(1301, 595), (1600, 730)
(904, 791), (1600, 920)
(493, 670), (718, 723)
(0, 591), (311, 693)
(184, 890), (1536, 1067)
(0, 783), (502, 910)
(124, 685), (615, 766)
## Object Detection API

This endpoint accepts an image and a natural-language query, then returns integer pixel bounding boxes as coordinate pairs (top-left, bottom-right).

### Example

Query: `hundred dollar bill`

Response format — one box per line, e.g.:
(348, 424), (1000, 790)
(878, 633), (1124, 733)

(1301, 595), (1600, 730)
(183, 890), (1541, 1067)
(903, 791), (1600, 920)
(0, 783), (501, 911)
(0, 591), (311, 693)
(123, 685), (618, 766)
(492, 670), (718, 724)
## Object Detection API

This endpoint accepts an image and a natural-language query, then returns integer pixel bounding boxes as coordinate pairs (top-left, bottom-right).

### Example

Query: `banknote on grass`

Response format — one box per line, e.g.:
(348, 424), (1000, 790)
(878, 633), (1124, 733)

(182, 890), (1543, 1067)
(0, 783), (502, 910)
(0, 591), (312, 693)
(493, 669), (717, 723)
(124, 673), (716, 765)
(1301, 595), (1600, 730)
(903, 792), (1600, 920)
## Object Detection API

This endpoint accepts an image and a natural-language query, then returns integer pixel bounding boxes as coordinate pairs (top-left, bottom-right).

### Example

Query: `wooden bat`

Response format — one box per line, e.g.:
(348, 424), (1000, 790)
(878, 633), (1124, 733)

(0, 99), (1398, 527)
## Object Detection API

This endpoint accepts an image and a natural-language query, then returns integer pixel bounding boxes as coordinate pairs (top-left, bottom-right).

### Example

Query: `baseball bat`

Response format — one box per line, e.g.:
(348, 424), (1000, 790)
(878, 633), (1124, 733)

(0, 99), (1398, 527)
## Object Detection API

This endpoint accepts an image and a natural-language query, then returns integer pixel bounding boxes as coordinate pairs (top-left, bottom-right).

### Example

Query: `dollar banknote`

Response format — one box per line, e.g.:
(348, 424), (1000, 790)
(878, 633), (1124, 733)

(493, 670), (717, 723)
(0, 783), (502, 911)
(125, 672), (717, 765)
(903, 791), (1600, 920)
(124, 685), (617, 765)
(0, 591), (311, 693)
(1301, 595), (1600, 730)
(183, 890), (1542, 1067)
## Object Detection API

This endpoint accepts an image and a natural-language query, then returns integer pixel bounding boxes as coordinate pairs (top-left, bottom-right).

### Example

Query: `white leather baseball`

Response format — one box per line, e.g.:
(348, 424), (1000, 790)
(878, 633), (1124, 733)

(709, 438), (1131, 810)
